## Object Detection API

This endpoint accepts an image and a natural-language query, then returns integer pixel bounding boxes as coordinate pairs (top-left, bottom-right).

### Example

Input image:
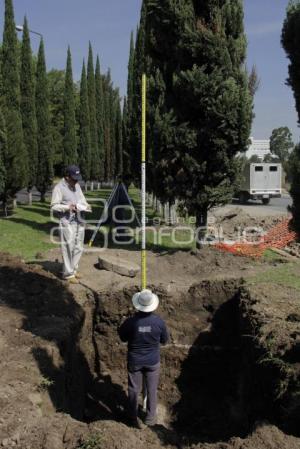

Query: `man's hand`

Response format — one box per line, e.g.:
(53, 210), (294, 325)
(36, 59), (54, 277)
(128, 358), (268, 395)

(69, 204), (77, 212)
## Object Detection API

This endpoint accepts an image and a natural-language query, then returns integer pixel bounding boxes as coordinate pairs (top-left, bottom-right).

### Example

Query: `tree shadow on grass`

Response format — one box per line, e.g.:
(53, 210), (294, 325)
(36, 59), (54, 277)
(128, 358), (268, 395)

(18, 204), (52, 218)
(7, 217), (54, 234)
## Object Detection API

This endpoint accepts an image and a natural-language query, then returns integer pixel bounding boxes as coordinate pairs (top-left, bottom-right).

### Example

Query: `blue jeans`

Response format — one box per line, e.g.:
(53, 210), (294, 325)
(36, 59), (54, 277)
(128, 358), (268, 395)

(127, 362), (160, 423)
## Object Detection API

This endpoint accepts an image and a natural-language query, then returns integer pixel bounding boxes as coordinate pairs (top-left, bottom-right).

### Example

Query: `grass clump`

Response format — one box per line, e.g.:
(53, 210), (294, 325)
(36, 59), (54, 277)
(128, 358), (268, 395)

(77, 433), (102, 449)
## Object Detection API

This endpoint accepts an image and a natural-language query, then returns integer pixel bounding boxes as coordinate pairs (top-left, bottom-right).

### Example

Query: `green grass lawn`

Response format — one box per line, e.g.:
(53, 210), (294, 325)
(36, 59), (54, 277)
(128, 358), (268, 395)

(248, 262), (300, 291)
(0, 187), (194, 260)
(0, 202), (55, 260)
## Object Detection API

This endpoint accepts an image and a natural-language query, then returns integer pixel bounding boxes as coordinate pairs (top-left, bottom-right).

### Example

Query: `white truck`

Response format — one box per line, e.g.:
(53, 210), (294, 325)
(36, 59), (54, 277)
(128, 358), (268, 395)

(237, 163), (282, 205)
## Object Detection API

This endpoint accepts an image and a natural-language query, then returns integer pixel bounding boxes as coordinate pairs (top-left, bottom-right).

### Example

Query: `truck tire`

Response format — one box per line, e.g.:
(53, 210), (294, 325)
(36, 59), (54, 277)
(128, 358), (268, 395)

(239, 192), (248, 204)
(262, 198), (270, 205)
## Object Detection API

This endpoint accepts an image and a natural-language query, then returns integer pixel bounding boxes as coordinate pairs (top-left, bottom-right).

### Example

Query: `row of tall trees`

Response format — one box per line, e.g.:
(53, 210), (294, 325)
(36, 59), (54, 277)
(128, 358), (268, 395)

(282, 0), (300, 236)
(0, 0), (123, 212)
(126, 0), (253, 229)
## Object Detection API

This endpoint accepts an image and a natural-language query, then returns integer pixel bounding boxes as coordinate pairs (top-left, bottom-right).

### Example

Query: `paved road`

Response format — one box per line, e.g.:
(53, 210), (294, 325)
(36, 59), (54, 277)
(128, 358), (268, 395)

(213, 194), (292, 217)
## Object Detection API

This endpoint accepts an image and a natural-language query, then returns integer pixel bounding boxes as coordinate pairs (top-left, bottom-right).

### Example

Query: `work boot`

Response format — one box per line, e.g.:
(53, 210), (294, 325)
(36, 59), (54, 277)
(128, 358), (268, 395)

(64, 275), (79, 284)
(145, 417), (157, 427)
(128, 417), (143, 429)
(74, 271), (83, 279)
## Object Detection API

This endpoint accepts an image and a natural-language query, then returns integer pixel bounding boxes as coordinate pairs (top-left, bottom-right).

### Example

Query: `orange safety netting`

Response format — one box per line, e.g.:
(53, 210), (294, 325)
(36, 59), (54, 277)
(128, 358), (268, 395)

(215, 217), (297, 258)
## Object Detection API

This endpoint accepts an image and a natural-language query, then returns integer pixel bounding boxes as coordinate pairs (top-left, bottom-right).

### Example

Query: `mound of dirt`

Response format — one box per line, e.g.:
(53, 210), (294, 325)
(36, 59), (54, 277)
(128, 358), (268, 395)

(211, 207), (285, 242)
(286, 241), (300, 258)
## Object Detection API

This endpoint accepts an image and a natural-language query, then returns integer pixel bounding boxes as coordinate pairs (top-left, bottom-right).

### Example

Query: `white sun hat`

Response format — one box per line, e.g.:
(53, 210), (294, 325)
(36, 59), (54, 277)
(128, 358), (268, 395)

(132, 289), (159, 313)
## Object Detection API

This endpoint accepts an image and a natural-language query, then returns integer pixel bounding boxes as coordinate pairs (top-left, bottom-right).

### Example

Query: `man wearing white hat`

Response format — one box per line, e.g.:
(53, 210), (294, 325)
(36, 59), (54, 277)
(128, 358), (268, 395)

(119, 289), (169, 428)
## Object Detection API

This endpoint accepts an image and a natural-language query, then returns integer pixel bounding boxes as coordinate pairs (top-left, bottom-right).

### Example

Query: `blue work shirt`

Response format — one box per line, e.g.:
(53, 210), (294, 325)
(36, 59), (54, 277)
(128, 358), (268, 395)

(119, 312), (169, 366)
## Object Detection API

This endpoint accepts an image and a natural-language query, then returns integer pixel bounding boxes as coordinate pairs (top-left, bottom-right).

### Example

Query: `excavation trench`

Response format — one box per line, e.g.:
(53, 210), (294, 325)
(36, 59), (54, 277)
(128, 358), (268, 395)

(2, 254), (300, 448)
(61, 278), (287, 443)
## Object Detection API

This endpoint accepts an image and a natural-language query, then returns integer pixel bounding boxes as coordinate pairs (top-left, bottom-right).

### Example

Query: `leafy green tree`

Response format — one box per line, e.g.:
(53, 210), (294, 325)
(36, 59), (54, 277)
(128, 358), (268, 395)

(1, 0), (27, 206)
(20, 16), (38, 195)
(263, 153), (280, 163)
(35, 39), (53, 201)
(282, 2), (300, 236)
(270, 127), (294, 163)
(47, 69), (65, 174)
(137, 0), (252, 233)
(63, 46), (77, 167)
(87, 42), (100, 180)
(249, 155), (262, 163)
(95, 55), (104, 180)
(248, 65), (260, 98)
(78, 60), (91, 181)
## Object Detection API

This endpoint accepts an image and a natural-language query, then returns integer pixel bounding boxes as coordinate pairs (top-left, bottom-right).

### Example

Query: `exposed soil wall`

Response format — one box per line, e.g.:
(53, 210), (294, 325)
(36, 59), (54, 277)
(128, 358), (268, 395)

(239, 284), (300, 436)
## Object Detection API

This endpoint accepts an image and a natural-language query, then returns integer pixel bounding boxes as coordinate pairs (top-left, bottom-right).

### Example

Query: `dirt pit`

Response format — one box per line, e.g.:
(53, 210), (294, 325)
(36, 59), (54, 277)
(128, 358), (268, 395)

(91, 279), (245, 442)
(210, 207), (287, 242)
(1, 252), (300, 449)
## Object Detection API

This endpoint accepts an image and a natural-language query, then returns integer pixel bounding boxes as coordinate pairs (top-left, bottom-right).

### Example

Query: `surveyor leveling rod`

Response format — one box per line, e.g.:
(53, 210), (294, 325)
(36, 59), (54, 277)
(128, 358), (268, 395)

(141, 74), (147, 290)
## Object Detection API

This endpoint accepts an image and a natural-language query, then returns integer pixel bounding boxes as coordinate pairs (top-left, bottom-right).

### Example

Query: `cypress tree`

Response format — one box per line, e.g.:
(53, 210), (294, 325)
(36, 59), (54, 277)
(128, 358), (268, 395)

(123, 32), (135, 179)
(122, 96), (131, 176)
(288, 144), (300, 234)
(1, 0), (27, 205)
(87, 42), (100, 180)
(102, 73), (111, 181)
(63, 46), (77, 167)
(141, 0), (252, 233)
(115, 98), (123, 177)
(35, 39), (53, 201)
(129, 4), (147, 179)
(109, 87), (117, 180)
(282, 1), (300, 236)
(95, 55), (105, 180)
(78, 60), (91, 182)
(48, 69), (65, 175)
(127, 31), (135, 128)
(0, 108), (7, 199)
(282, 1), (300, 124)
(20, 16), (38, 196)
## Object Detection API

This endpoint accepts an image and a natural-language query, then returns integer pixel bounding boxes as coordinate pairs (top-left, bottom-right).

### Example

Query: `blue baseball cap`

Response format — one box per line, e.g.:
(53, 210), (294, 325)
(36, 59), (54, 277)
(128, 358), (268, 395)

(65, 165), (82, 181)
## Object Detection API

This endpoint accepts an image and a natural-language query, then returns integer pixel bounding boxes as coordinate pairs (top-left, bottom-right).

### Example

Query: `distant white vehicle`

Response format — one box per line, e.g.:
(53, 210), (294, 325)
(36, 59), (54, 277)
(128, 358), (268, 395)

(236, 163), (282, 205)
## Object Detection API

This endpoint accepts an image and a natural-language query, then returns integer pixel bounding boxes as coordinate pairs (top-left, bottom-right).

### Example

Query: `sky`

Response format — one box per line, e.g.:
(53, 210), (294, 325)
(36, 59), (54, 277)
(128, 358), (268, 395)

(0, 0), (299, 143)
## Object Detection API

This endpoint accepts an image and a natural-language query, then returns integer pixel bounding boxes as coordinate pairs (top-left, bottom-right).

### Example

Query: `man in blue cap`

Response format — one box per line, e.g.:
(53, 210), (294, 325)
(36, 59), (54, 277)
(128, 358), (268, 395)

(51, 165), (91, 283)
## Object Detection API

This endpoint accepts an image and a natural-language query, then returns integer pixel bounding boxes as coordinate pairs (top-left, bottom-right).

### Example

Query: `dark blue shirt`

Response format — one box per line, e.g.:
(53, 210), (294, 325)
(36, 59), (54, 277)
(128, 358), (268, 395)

(119, 312), (169, 366)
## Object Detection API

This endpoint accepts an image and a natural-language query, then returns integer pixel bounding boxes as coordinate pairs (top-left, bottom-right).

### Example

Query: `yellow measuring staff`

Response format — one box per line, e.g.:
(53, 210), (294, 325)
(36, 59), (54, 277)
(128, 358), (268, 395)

(141, 74), (147, 290)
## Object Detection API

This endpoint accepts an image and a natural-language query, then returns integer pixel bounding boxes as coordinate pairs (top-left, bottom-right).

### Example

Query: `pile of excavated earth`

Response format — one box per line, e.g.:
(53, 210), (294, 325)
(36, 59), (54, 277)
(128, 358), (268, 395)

(1, 246), (300, 449)
(210, 207), (286, 242)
